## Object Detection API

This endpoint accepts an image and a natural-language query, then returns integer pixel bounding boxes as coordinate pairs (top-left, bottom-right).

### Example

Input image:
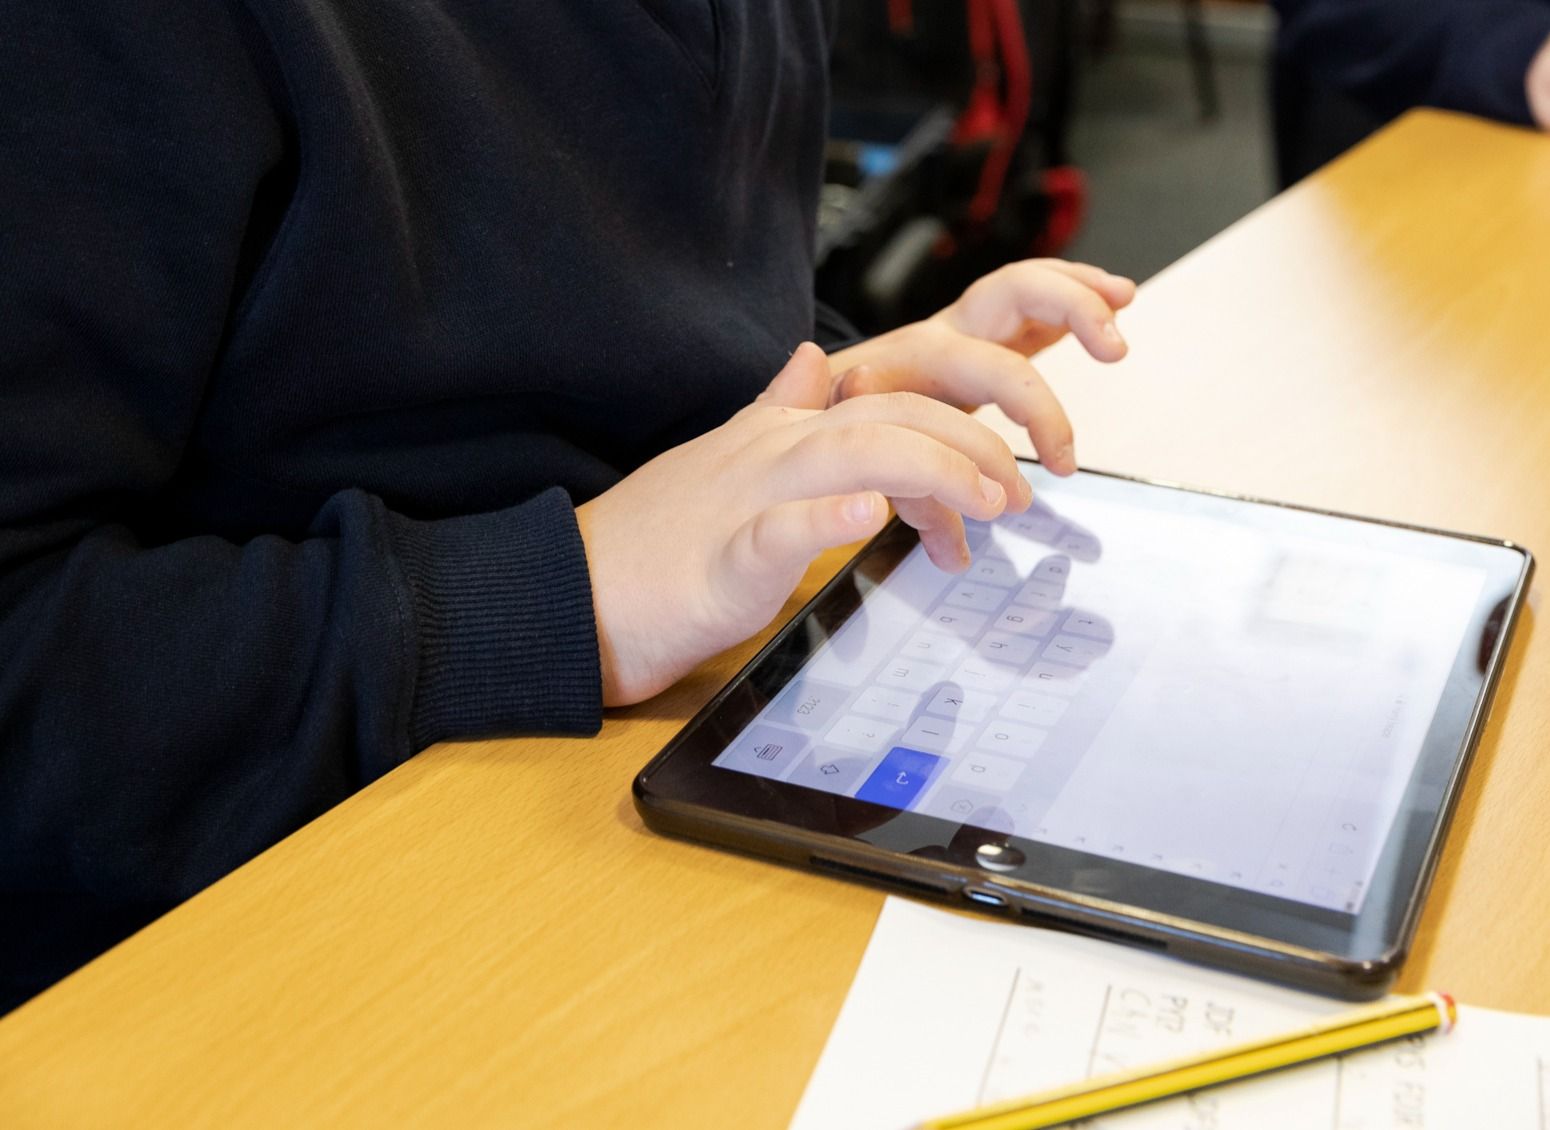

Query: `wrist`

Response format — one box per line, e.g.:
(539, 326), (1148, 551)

(574, 499), (626, 706)
(575, 493), (670, 708)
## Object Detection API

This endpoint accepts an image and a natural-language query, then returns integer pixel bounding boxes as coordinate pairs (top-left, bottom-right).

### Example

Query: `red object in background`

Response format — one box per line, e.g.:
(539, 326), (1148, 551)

(818, 1), (1090, 330)
(1032, 164), (1086, 256)
(956, 0), (1033, 224)
(956, 0), (1003, 149)
(954, 0), (1086, 257)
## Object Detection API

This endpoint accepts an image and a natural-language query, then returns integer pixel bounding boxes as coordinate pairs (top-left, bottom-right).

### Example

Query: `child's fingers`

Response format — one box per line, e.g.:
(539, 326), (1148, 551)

(721, 491), (889, 587)
(770, 421), (1011, 521)
(950, 261), (1129, 362)
(1025, 259), (1137, 310)
(823, 341), (1076, 477)
(895, 335), (1075, 475)
(757, 341), (834, 409)
(817, 388), (1028, 507)
(893, 496), (972, 572)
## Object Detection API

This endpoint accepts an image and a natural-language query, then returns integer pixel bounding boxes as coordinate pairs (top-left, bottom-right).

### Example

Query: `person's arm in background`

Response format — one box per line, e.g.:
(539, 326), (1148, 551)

(1529, 33), (1550, 125)
(1273, 0), (1550, 127)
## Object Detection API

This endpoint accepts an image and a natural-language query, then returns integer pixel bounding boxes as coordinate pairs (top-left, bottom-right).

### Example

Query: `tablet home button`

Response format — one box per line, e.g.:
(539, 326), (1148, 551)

(975, 843), (1024, 872)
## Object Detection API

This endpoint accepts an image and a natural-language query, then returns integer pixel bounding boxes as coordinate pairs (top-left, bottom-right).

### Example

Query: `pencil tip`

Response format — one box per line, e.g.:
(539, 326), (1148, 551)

(1436, 990), (1458, 1034)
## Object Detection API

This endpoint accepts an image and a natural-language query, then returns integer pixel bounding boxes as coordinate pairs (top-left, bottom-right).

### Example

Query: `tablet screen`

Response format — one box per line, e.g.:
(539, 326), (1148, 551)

(710, 466), (1493, 916)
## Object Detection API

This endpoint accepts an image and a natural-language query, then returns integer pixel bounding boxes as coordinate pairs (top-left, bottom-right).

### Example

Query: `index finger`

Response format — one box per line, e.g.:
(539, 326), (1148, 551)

(850, 335), (1078, 476)
(1028, 259), (1137, 311)
(948, 261), (1130, 362)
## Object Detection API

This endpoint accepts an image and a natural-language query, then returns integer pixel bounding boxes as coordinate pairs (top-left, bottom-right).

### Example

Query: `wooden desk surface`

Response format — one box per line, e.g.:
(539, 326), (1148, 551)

(3, 110), (1547, 1129)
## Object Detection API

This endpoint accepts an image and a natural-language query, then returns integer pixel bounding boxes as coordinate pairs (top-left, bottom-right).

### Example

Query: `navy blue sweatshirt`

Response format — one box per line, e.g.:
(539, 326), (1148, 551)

(0, 0), (845, 1011)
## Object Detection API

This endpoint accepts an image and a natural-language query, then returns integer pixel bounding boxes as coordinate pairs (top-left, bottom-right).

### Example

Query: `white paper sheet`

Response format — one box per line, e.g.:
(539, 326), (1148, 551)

(792, 898), (1550, 1130)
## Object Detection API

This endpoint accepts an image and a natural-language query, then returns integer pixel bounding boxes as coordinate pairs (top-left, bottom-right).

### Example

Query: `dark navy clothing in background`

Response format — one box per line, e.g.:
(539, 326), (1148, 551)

(1274, 0), (1550, 182)
(0, 0), (842, 1011)
(1276, 0), (1550, 123)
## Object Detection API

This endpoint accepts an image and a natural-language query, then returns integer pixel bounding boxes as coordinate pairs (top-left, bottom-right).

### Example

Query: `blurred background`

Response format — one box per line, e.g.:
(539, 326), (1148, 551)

(818, 0), (1276, 333)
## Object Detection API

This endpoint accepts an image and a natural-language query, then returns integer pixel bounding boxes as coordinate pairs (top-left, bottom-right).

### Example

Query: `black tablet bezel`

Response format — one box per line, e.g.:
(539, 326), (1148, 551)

(633, 464), (1533, 998)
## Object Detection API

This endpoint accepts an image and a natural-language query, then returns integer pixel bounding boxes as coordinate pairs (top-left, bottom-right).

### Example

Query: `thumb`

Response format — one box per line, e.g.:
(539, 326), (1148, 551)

(757, 341), (833, 409)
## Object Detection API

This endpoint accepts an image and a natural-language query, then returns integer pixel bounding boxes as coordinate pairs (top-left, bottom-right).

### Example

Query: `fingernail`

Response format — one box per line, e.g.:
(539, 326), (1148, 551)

(846, 493), (876, 524)
(1055, 444), (1076, 472)
(979, 475), (1005, 507)
(1102, 321), (1124, 345)
(1016, 475), (1034, 506)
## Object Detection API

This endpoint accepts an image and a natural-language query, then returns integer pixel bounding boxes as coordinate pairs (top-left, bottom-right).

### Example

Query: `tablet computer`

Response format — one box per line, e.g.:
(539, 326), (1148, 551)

(633, 462), (1532, 998)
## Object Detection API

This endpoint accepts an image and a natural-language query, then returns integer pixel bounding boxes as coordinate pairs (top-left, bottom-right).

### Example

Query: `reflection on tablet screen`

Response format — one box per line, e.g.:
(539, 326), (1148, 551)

(712, 468), (1488, 916)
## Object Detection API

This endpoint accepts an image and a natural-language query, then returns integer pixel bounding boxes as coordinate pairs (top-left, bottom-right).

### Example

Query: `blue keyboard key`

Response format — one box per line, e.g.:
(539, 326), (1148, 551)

(855, 747), (944, 811)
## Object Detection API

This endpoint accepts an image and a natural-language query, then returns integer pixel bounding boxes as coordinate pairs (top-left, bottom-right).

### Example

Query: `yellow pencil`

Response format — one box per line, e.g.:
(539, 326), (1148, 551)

(917, 991), (1457, 1130)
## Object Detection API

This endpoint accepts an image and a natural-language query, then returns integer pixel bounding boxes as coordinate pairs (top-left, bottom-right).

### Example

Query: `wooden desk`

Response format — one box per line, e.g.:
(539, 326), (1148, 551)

(2, 110), (1547, 1128)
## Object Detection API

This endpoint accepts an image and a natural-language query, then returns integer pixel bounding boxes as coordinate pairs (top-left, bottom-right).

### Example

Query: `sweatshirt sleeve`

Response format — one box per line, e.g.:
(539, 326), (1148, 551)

(0, 0), (601, 933)
(1275, 0), (1550, 125)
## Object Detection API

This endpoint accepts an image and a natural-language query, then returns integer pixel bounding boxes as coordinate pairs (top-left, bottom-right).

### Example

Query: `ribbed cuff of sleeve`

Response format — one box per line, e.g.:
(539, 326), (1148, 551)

(386, 488), (602, 749)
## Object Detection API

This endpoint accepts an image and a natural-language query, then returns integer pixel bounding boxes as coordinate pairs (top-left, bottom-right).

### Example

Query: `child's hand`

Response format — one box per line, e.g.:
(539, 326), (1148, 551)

(825, 259), (1137, 475)
(575, 343), (1030, 706)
